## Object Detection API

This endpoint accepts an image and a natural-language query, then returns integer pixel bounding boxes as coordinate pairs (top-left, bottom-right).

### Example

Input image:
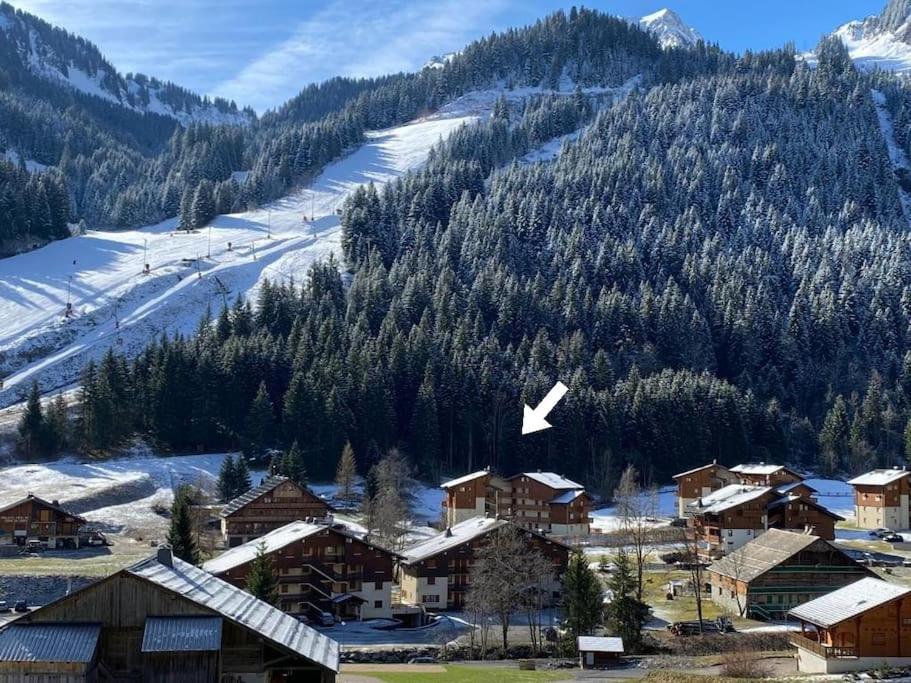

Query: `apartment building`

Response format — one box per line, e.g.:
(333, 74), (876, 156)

(205, 520), (398, 620)
(729, 463), (804, 487)
(501, 471), (592, 536)
(672, 462), (735, 517)
(398, 517), (569, 609)
(220, 475), (333, 546)
(440, 468), (507, 527)
(847, 468), (911, 530)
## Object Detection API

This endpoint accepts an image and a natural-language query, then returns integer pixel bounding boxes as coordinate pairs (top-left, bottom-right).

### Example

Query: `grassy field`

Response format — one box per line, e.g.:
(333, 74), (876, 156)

(641, 569), (724, 623)
(341, 665), (568, 682)
(0, 537), (150, 576)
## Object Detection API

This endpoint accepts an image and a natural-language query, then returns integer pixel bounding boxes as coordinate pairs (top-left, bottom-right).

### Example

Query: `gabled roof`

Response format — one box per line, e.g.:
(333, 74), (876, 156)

(672, 463), (730, 480)
(440, 469), (490, 489)
(203, 520), (397, 575)
(688, 484), (772, 514)
(709, 529), (849, 583)
(577, 636), (624, 653)
(0, 623), (100, 663)
(550, 490), (587, 505)
(128, 552), (339, 672)
(730, 463), (803, 479)
(766, 495), (844, 521)
(507, 471), (583, 490)
(775, 481), (816, 495)
(401, 517), (508, 564)
(789, 577), (911, 628)
(220, 475), (330, 518)
(0, 494), (86, 523)
(847, 468), (910, 487)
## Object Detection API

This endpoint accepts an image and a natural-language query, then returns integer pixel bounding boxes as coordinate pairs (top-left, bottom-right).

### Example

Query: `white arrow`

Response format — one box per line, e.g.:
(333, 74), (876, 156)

(522, 381), (568, 435)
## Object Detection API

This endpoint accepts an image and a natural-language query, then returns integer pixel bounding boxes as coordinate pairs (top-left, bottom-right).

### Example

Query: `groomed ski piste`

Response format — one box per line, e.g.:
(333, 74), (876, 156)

(0, 77), (639, 411)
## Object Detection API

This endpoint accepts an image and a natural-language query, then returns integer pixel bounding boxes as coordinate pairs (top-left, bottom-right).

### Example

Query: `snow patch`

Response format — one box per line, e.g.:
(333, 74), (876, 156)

(639, 8), (702, 49)
(871, 88), (911, 225)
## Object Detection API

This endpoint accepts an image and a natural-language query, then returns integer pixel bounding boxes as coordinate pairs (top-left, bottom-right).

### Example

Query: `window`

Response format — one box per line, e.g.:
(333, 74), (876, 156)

(374, 600), (383, 609)
(422, 595), (440, 603)
(374, 581), (383, 590)
(427, 576), (436, 585)
(872, 632), (886, 645)
(427, 559), (437, 568)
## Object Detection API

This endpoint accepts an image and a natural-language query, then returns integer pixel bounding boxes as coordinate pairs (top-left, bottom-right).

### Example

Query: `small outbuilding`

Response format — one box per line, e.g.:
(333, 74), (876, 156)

(577, 636), (624, 669)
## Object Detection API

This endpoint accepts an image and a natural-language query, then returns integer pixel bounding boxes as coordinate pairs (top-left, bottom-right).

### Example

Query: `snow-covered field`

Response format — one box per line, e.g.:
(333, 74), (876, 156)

(0, 108), (481, 408)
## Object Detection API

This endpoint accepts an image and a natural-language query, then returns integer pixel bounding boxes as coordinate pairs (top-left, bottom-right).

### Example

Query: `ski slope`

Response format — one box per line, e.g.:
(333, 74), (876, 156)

(0, 109), (481, 407)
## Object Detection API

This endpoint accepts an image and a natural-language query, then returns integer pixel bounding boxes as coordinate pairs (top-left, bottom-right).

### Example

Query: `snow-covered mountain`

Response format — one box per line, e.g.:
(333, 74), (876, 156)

(423, 52), (458, 70)
(0, 2), (251, 125)
(639, 8), (702, 49)
(826, 0), (911, 74)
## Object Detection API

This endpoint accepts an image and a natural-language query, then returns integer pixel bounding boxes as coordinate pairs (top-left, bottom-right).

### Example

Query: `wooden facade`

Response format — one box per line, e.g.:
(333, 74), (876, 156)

(0, 495), (86, 549)
(848, 469), (911, 531)
(221, 477), (332, 547)
(211, 523), (398, 620)
(399, 521), (569, 610)
(672, 462), (734, 518)
(731, 464), (803, 487)
(440, 470), (506, 527)
(501, 473), (592, 536)
(790, 578), (911, 674)
(708, 532), (873, 620)
(1, 554), (337, 682)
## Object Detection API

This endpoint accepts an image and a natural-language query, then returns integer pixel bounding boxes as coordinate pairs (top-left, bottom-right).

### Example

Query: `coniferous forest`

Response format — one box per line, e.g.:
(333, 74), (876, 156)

(62, 7), (911, 493)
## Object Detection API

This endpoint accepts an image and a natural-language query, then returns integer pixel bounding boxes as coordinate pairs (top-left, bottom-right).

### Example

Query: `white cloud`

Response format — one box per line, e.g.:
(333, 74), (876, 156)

(211, 0), (513, 112)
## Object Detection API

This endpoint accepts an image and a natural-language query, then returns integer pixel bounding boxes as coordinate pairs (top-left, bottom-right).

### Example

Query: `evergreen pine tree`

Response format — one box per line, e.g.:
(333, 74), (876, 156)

(217, 454), (237, 503)
(167, 484), (200, 565)
(235, 455), (253, 493)
(245, 540), (278, 604)
(561, 550), (604, 640)
(604, 550), (649, 646)
(243, 382), (275, 457)
(17, 381), (46, 458)
(281, 441), (307, 487)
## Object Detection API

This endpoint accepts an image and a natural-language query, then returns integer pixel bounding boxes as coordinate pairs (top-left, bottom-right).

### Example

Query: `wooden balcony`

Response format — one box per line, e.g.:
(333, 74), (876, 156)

(790, 634), (857, 659)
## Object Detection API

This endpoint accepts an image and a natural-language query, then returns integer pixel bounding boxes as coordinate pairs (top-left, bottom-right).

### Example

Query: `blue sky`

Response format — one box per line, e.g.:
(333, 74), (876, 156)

(11, 0), (887, 112)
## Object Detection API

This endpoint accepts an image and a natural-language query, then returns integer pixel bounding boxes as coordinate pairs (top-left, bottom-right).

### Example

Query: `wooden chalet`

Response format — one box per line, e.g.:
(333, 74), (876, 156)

(398, 517), (569, 609)
(847, 468), (911, 531)
(729, 463), (804, 487)
(501, 471), (592, 536)
(0, 546), (339, 682)
(707, 529), (873, 620)
(440, 468), (507, 527)
(577, 636), (624, 669)
(790, 577), (911, 674)
(220, 475), (332, 547)
(0, 494), (86, 549)
(205, 520), (398, 621)
(687, 484), (841, 559)
(672, 462), (735, 518)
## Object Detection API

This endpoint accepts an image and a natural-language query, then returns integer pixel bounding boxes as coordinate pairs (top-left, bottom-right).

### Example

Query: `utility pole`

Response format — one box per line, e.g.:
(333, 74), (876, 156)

(207, 224), (212, 258)
(143, 238), (148, 273)
(267, 209), (272, 239)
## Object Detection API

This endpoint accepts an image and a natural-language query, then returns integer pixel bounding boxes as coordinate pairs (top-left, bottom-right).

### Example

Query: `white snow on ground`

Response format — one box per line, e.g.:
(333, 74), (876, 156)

(520, 129), (583, 164)
(1, 148), (47, 173)
(871, 88), (911, 225)
(803, 477), (855, 519)
(0, 108), (481, 408)
(590, 486), (676, 533)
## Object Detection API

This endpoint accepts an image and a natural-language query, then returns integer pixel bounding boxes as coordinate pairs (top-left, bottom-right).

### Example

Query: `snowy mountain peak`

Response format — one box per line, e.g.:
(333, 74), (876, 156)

(639, 8), (702, 49)
(824, 0), (911, 74)
(0, 2), (251, 126)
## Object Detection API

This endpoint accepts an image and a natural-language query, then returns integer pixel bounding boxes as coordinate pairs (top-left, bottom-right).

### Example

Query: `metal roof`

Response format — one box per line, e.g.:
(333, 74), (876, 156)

(708, 529), (831, 583)
(775, 482), (816, 495)
(440, 469), (490, 489)
(509, 471), (583, 490)
(401, 517), (508, 564)
(847, 468), (910, 487)
(141, 616), (222, 652)
(550, 490), (586, 505)
(577, 636), (624, 653)
(0, 623), (100, 663)
(128, 553), (339, 672)
(766, 495), (844, 521)
(203, 519), (394, 575)
(687, 484), (772, 514)
(672, 462), (730, 479)
(789, 577), (911, 627)
(220, 475), (291, 517)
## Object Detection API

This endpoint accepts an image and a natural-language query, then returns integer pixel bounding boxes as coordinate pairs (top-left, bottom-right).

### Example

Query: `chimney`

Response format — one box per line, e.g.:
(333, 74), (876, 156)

(157, 545), (173, 568)
(445, 528), (453, 537)
(712, 459), (717, 465)
(52, 500), (60, 507)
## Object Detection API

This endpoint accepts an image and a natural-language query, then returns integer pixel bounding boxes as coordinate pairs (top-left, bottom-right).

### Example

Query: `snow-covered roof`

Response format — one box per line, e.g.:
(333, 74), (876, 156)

(129, 551), (339, 672)
(687, 484), (772, 514)
(550, 490), (586, 505)
(775, 482), (816, 495)
(789, 578), (911, 628)
(672, 463), (729, 479)
(730, 463), (798, 477)
(440, 469), (490, 489)
(510, 471), (583, 490)
(401, 517), (507, 564)
(577, 636), (624, 653)
(847, 468), (910, 487)
(203, 520), (386, 575)
(709, 529), (839, 583)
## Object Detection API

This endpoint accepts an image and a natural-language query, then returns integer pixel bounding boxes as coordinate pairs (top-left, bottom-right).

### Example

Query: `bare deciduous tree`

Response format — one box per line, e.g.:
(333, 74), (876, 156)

(614, 464), (658, 600)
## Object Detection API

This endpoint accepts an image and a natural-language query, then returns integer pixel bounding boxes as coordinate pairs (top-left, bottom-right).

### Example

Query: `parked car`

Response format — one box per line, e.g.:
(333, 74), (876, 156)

(315, 611), (335, 627)
(13, 600), (28, 613)
(24, 540), (44, 553)
(0, 601), (8, 613)
(869, 528), (891, 538)
(884, 533), (905, 543)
